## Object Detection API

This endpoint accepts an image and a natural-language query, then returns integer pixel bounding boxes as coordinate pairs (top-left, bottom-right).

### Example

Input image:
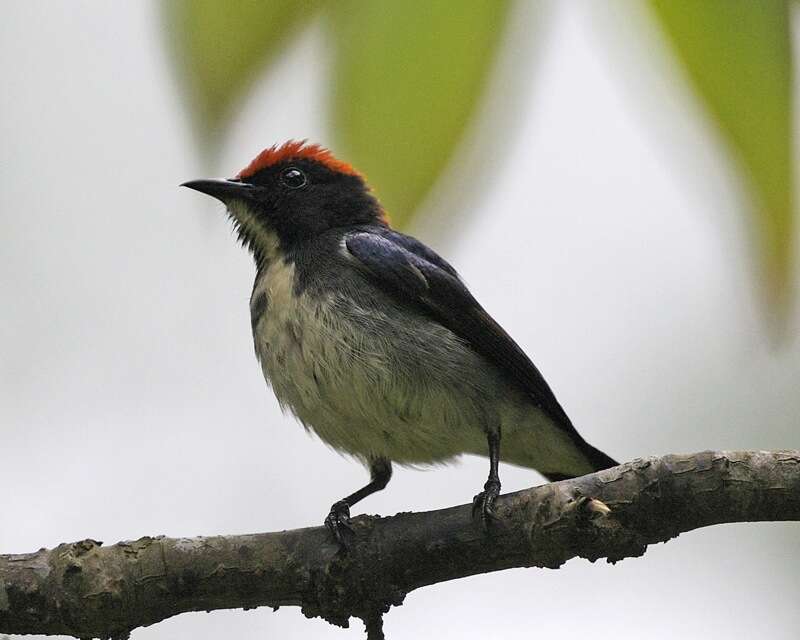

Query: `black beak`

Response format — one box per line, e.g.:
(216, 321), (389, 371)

(180, 178), (255, 203)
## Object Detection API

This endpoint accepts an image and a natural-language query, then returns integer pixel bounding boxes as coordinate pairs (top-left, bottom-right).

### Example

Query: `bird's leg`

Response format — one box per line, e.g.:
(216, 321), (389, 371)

(325, 457), (392, 546)
(472, 429), (501, 525)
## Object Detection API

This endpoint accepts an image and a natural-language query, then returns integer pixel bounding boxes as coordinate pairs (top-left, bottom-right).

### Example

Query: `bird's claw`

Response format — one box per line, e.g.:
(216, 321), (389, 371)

(325, 500), (354, 547)
(472, 479), (501, 528)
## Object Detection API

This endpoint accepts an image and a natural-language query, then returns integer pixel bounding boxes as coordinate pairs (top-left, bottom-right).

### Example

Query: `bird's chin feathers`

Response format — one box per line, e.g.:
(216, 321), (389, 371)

(225, 200), (281, 266)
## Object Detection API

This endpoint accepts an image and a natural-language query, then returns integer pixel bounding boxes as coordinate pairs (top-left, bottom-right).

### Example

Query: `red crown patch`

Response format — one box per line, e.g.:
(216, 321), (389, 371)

(236, 140), (360, 179)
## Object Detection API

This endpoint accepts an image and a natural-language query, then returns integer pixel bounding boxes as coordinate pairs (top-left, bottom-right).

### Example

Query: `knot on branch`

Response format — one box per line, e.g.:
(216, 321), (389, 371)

(521, 484), (646, 568)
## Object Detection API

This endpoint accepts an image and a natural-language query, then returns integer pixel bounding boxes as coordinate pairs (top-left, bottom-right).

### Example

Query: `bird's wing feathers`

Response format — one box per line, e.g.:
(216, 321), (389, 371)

(345, 230), (572, 427)
(344, 229), (617, 474)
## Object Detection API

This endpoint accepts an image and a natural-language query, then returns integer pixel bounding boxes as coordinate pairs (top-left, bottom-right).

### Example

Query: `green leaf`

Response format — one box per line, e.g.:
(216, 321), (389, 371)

(329, 0), (511, 228)
(165, 0), (319, 146)
(649, 0), (794, 315)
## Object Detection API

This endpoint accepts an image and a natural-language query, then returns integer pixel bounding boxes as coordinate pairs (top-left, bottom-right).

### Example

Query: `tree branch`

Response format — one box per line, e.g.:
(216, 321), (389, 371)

(2, 450), (798, 638)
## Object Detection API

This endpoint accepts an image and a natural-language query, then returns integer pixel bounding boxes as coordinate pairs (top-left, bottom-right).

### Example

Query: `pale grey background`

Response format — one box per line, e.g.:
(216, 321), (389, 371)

(1, 1), (798, 638)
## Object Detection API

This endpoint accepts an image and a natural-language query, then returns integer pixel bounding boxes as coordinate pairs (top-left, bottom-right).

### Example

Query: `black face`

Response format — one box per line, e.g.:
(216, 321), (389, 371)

(183, 157), (384, 260)
(238, 158), (383, 250)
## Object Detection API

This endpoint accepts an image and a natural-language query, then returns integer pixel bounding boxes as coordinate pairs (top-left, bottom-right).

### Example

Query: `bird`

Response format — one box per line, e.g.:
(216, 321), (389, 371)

(182, 140), (618, 543)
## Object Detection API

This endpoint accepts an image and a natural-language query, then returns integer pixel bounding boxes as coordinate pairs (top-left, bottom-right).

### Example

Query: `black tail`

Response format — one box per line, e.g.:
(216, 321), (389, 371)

(543, 443), (618, 482)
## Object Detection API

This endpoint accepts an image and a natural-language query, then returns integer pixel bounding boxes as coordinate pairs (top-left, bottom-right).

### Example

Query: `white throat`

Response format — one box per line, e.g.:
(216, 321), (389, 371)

(227, 200), (282, 265)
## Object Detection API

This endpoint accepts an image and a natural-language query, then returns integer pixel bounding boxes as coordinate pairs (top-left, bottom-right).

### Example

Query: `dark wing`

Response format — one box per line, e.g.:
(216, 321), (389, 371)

(345, 228), (617, 473)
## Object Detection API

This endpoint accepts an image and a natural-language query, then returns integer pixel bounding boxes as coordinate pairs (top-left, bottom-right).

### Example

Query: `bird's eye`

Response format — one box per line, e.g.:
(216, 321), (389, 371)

(280, 167), (307, 189)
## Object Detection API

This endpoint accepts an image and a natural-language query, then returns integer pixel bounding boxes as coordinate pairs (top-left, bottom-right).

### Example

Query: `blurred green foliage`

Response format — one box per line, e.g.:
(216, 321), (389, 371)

(164, 0), (321, 144)
(165, 0), (795, 322)
(649, 0), (794, 317)
(330, 0), (510, 227)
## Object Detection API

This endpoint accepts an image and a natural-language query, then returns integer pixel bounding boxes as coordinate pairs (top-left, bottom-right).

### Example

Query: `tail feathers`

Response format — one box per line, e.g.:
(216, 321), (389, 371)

(543, 444), (618, 482)
(584, 443), (619, 473)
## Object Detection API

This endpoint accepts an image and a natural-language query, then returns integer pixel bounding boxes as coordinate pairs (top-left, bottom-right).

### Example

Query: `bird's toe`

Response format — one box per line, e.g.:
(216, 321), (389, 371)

(472, 479), (501, 528)
(325, 500), (354, 547)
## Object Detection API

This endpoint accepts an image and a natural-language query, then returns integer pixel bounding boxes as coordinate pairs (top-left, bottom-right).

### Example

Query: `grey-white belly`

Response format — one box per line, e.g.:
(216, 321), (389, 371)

(249, 261), (594, 476)
(250, 262), (501, 464)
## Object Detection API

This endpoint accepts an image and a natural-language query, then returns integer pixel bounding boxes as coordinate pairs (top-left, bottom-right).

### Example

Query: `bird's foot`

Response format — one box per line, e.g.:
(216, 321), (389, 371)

(472, 478), (501, 527)
(325, 500), (354, 547)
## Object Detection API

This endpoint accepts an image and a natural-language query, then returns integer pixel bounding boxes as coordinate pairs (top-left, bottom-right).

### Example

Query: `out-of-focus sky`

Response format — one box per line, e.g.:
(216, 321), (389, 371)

(1, 2), (798, 639)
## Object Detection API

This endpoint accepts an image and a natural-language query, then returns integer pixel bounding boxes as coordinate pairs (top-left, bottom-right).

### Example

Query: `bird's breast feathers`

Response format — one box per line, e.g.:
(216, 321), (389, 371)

(247, 246), (591, 476)
(249, 252), (496, 464)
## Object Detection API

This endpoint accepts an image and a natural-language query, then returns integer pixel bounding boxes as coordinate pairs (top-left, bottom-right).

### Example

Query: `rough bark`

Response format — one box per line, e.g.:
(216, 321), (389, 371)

(1, 450), (798, 639)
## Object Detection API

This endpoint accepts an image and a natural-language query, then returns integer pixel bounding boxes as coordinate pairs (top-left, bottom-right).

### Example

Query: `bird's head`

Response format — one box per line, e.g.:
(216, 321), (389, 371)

(182, 140), (386, 263)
